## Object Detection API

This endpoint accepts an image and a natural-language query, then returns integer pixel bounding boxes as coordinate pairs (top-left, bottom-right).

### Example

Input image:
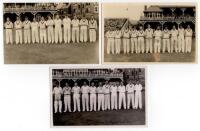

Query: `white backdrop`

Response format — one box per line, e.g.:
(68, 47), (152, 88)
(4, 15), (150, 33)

(0, 0), (200, 131)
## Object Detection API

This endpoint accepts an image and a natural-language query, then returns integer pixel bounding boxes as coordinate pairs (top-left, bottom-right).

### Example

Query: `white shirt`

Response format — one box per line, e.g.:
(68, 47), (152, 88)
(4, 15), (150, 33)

(110, 86), (117, 94)
(46, 19), (54, 27)
(23, 20), (31, 29)
(154, 30), (162, 39)
(171, 29), (178, 37)
(63, 86), (71, 95)
(178, 28), (185, 37)
(130, 30), (138, 38)
(103, 84), (110, 94)
(138, 30), (145, 37)
(14, 21), (22, 29)
(135, 84), (143, 92)
(80, 19), (88, 29)
(114, 31), (122, 39)
(63, 18), (71, 29)
(71, 19), (79, 27)
(72, 86), (80, 94)
(89, 19), (97, 29)
(163, 29), (170, 39)
(145, 28), (153, 38)
(89, 86), (96, 94)
(126, 84), (135, 93)
(97, 86), (104, 94)
(106, 31), (114, 38)
(118, 85), (126, 93)
(39, 21), (46, 29)
(81, 85), (90, 94)
(31, 22), (39, 30)
(54, 19), (62, 28)
(185, 29), (193, 37)
(123, 30), (130, 38)
(5, 21), (13, 29)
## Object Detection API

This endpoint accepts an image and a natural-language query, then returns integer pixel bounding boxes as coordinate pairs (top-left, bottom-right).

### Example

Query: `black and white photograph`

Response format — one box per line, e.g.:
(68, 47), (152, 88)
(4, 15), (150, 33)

(3, 3), (99, 64)
(51, 67), (146, 126)
(103, 3), (196, 63)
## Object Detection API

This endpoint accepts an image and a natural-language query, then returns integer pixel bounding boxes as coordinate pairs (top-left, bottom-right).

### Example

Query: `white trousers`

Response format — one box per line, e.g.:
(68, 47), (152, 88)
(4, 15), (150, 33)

(111, 93), (117, 110)
(171, 37), (178, 53)
(131, 38), (137, 53)
(64, 95), (71, 112)
(162, 39), (170, 53)
(24, 29), (31, 44)
(64, 27), (71, 43)
(146, 38), (153, 53)
(54, 100), (62, 113)
(104, 94), (110, 110)
(123, 38), (130, 54)
(178, 36), (185, 53)
(185, 37), (192, 53)
(138, 37), (145, 53)
(40, 29), (47, 43)
(32, 28), (39, 43)
(73, 94), (80, 112)
(119, 93), (126, 109)
(47, 26), (54, 43)
(90, 94), (96, 111)
(80, 27), (87, 42)
(98, 94), (104, 111)
(89, 29), (96, 42)
(154, 38), (161, 53)
(5, 29), (13, 44)
(107, 38), (114, 54)
(15, 29), (23, 44)
(135, 91), (142, 109)
(115, 38), (121, 54)
(55, 27), (62, 43)
(127, 93), (134, 109)
(82, 94), (89, 111)
(72, 27), (79, 43)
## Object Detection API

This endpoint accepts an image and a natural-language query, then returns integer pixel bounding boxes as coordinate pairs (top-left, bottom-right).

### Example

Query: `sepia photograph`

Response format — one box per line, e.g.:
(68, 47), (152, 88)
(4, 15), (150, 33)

(103, 3), (196, 63)
(50, 67), (146, 126)
(3, 3), (99, 64)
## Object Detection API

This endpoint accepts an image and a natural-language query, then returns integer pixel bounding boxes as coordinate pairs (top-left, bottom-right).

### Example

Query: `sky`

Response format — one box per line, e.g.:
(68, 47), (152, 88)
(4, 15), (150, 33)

(103, 3), (145, 21)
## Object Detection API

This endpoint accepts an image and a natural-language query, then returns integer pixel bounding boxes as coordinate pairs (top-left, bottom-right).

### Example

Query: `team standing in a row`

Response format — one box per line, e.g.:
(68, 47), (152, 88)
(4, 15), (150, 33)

(4, 14), (98, 44)
(106, 24), (193, 54)
(53, 80), (143, 113)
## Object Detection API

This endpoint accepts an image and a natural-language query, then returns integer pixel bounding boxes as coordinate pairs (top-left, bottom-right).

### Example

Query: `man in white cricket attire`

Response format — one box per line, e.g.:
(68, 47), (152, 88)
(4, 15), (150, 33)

(23, 17), (31, 44)
(71, 15), (80, 43)
(171, 25), (178, 53)
(97, 82), (105, 111)
(80, 16), (88, 43)
(31, 17), (39, 44)
(110, 82), (118, 110)
(145, 24), (153, 53)
(81, 82), (90, 112)
(89, 82), (97, 111)
(4, 17), (13, 44)
(138, 26), (145, 53)
(126, 80), (135, 109)
(130, 26), (138, 53)
(118, 82), (126, 110)
(72, 82), (81, 112)
(103, 81), (110, 110)
(185, 25), (193, 53)
(14, 16), (23, 44)
(123, 27), (130, 54)
(162, 26), (170, 53)
(63, 82), (72, 112)
(54, 15), (62, 44)
(178, 25), (185, 53)
(46, 15), (54, 44)
(39, 17), (47, 44)
(114, 28), (122, 54)
(89, 15), (97, 42)
(63, 15), (71, 43)
(154, 26), (162, 53)
(134, 81), (143, 109)
(53, 84), (63, 113)
(105, 29), (114, 54)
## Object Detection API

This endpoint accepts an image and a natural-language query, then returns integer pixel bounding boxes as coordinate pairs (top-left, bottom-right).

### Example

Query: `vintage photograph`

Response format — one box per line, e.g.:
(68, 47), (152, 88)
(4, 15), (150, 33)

(51, 67), (146, 126)
(3, 3), (99, 64)
(103, 3), (196, 63)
